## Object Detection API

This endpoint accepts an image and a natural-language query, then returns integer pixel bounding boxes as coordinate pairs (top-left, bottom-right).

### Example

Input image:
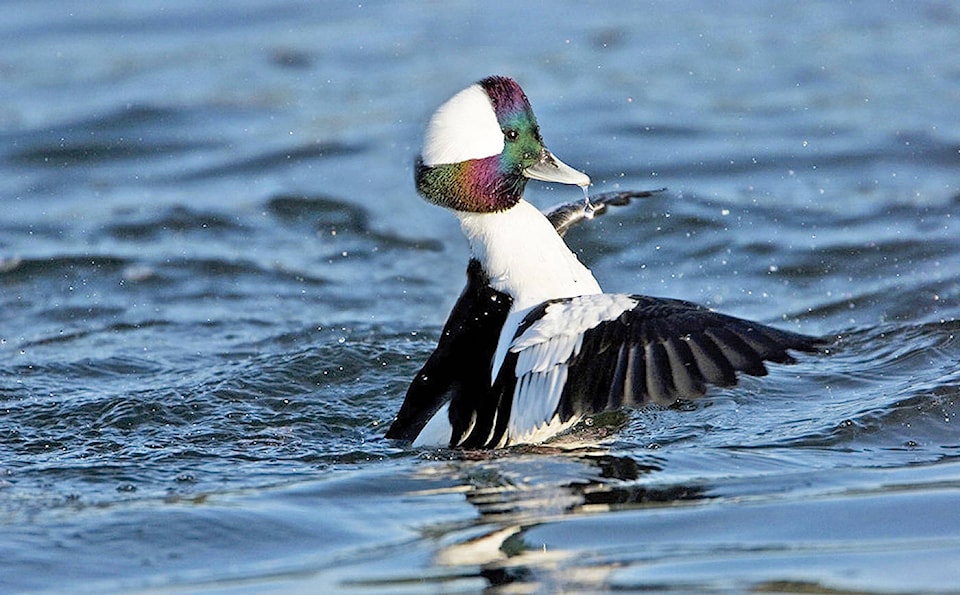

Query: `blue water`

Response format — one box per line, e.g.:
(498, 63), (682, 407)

(2, 1), (960, 592)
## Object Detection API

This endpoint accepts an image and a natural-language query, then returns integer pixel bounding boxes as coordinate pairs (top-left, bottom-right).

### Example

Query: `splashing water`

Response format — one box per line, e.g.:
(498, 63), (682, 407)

(581, 185), (597, 219)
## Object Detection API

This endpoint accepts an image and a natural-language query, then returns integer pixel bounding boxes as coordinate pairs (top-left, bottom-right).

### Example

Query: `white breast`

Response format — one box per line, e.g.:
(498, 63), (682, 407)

(456, 200), (602, 311)
(457, 199), (603, 381)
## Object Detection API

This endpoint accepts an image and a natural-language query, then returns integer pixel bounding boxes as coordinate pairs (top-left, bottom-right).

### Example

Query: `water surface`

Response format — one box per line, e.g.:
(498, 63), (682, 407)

(2, 1), (960, 592)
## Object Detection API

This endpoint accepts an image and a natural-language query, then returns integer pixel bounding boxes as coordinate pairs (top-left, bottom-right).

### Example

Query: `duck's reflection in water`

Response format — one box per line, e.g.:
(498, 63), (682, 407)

(414, 426), (707, 590)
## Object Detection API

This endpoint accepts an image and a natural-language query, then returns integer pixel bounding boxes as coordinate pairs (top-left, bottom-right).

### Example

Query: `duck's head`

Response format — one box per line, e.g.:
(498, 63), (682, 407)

(415, 75), (590, 213)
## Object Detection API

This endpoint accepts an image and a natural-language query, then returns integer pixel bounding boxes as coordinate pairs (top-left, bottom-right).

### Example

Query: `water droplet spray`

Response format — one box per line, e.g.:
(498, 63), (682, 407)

(581, 183), (597, 219)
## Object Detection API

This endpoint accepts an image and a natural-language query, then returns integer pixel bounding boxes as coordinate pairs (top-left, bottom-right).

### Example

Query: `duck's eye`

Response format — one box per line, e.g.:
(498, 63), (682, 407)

(504, 129), (519, 142)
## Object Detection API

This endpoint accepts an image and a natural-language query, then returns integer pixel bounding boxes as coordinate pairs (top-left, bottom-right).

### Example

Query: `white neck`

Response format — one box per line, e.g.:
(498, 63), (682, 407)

(456, 200), (602, 312)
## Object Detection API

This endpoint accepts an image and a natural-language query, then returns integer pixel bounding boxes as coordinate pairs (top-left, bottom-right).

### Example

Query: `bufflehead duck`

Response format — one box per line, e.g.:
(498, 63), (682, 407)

(386, 75), (822, 448)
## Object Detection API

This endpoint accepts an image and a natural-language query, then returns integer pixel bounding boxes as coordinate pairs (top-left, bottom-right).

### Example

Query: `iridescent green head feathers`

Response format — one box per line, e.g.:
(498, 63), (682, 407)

(415, 76), (589, 213)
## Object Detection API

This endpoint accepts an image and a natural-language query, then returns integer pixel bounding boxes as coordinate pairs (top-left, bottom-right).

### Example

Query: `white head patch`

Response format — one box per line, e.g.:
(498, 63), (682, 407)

(421, 83), (504, 167)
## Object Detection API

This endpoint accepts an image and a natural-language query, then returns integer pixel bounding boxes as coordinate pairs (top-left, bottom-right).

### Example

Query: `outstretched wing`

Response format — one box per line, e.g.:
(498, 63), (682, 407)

(543, 188), (666, 237)
(496, 294), (824, 444)
(388, 189), (662, 446)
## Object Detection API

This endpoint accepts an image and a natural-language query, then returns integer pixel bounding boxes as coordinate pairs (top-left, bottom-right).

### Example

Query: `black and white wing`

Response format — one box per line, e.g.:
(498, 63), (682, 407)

(388, 189), (663, 447)
(543, 188), (666, 237)
(494, 294), (824, 445)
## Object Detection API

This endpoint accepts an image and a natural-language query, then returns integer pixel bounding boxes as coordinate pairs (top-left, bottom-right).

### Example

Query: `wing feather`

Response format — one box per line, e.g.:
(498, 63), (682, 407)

(665, 336), (707, 398)
(436, 291), (822, 448)
(498, 293), (823, 441)
(704, 326), (769, 376)
(607, 344), (629, 409)
(503, 294), (638, 442)
(644, 340), (674, 404)
(686, 332), (738, 386)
